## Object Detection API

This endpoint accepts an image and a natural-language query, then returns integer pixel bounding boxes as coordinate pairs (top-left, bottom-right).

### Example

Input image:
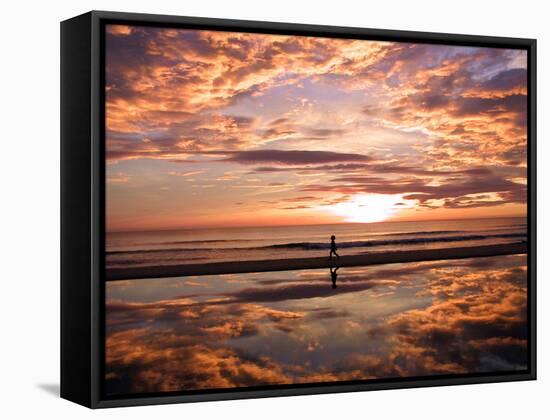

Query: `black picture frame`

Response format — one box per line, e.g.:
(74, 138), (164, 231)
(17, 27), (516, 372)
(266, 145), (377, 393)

(61, 10), (537, 409)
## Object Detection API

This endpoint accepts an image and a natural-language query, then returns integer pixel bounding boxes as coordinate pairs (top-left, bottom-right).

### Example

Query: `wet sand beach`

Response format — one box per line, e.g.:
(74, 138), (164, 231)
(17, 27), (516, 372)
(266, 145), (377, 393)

(107, 242), (527, 281)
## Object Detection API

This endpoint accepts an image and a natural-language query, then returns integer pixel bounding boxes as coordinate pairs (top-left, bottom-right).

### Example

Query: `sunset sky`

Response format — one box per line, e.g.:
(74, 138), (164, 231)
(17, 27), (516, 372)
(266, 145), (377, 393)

(105, 24), (528, 232)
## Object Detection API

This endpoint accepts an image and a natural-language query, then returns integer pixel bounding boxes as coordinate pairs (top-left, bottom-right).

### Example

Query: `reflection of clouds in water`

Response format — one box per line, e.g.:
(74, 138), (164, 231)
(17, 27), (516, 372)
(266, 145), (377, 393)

(105, 302), (346, 393)
(381, 264), (528, 375)
(105, 254), (527, 395)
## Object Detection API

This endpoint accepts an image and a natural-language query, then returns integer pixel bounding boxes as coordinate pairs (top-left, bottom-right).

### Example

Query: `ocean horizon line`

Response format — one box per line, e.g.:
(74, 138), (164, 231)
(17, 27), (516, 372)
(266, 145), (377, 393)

(106, 214), (527, 235)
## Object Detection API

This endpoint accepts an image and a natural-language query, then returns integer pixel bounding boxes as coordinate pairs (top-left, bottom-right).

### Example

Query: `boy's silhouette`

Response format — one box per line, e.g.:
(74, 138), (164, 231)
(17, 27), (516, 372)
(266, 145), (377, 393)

(329, 235), (340, 260)
(330, 266), (339, 289)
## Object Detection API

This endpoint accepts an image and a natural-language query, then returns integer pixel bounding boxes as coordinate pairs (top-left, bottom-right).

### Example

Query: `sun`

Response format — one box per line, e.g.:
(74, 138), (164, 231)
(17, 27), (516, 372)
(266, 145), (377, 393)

(328, 194), (411, 223)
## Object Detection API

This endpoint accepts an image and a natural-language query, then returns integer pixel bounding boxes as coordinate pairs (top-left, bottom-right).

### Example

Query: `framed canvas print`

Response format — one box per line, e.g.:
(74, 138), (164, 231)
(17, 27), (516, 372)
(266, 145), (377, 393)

(60, 11), (536, 408)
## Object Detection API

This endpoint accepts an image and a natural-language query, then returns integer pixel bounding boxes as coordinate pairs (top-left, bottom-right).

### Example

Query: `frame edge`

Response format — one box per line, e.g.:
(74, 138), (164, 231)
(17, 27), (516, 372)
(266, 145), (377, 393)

(80, 10), (537, 408)
(60, 11), (94, 408)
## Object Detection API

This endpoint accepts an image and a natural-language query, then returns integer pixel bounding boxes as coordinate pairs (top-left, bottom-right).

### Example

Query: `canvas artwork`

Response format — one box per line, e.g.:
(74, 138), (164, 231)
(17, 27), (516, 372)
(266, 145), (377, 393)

(103, 24), (529, 397)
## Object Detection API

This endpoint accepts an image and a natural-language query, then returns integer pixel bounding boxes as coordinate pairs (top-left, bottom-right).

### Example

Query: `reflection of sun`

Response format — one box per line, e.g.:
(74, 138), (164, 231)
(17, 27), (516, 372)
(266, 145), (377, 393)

(329, 194), (412, 223)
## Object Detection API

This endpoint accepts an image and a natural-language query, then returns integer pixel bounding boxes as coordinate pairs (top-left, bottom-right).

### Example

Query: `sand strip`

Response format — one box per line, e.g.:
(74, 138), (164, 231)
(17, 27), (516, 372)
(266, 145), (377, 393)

(106, 242), (527, 281)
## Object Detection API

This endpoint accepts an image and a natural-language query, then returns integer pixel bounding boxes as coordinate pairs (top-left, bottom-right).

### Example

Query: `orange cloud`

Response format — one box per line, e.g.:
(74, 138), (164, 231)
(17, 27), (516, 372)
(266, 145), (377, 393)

(105, 24), (528, 229)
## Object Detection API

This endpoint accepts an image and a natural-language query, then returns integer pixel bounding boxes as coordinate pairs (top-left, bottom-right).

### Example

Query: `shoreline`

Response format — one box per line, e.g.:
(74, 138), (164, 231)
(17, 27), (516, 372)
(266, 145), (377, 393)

(106, 242), (527, 281)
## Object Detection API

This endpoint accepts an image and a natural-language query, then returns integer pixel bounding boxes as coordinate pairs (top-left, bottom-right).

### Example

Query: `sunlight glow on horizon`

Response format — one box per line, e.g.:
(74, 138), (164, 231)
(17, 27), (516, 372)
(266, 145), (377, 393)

(104, 26), (528, 232)
(327, 194), (414, 224)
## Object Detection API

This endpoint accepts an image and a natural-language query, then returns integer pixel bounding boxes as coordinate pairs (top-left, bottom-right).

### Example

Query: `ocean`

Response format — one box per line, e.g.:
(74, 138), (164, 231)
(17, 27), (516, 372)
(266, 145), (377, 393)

(106, 216), (527, 270)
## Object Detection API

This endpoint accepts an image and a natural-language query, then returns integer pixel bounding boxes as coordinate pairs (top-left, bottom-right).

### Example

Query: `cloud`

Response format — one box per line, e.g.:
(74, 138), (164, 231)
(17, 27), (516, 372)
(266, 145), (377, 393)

(223, 149), (371, 165)
(105, 24), (528, 226)
(299, 167), (525, 209)
(383, 256), (526, 372)
(452, 94), (526, 117)
(224, 281), (376, 302)
(105, 254), (528, 394)
(480, 68), (528, 93)
(105, 27), (527, 172)
(106, 335), (293, 394)
(104, 296), (338, 394)
(309, 308), (352, 319)
(106, 172), (130, 184)
(306, 128), (348, 138)
(168, 170), (205, 177)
